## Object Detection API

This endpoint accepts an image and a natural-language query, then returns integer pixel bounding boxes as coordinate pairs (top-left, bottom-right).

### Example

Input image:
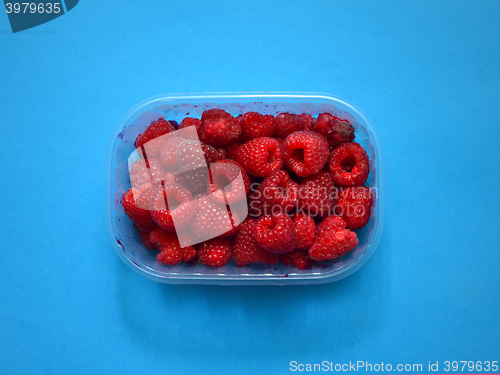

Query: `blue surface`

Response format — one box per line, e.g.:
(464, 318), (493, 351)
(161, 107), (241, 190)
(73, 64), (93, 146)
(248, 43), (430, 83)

(1, 1), (499, 374)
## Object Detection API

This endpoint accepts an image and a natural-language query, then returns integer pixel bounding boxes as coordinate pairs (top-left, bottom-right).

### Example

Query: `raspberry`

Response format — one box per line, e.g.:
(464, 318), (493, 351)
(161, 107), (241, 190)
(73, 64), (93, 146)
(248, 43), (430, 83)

(176, 140), (207, 172)
(308, 215), (358, 261)
(283, 130), (330, 177)
(223, 142), (240, 160)
(159, 137), (185, 170)
(240, 112), (276, 141)
(164, 171), (176, 184)
(216, 148), (227, 161)
(174, 140), (220, 169)
(275, 113), (304, 138)
(135, 226), (158, 249)
(328, 142), (370, 186)
(335, 186), (372, 229)
(149, 183), (195, 232)
(280, 249), (314, 269)
(253, 212), (297, 254)
(299, 114), (316, 131)
(201, 143), (220, 164)
(232, 219), (279, 266)
(290, 213), (315, 249)
(235, 137), (283, 177)
(316, 113), (355, 147)
(249, 170), (299, 216)
(208, 160), (250, 204)
(150, 228), (196, 265)
(274, 137), (285, 148)
(297, 171), (335, 217)
(178, 117), (204, 141)
(200, 109), (241, 147)
(180, 245), (198, 263)
(272, 137), (299, 181)
(174, 140), (210, 194)
(175, 229), (198, 264)
(191, 194), (242, 239)
(179, 117), (201, 133)
(129, 158), (165, 188)
(122, 184), (157, 231)
(197, 238), (233, 268)
(134, 118), (175, 157)
(175, 169), (209, 195)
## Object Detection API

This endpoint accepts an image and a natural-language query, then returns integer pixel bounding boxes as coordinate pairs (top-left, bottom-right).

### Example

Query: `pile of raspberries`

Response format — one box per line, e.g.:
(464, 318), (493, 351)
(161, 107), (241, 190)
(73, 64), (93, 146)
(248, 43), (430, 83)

(121, 109), (373, 270)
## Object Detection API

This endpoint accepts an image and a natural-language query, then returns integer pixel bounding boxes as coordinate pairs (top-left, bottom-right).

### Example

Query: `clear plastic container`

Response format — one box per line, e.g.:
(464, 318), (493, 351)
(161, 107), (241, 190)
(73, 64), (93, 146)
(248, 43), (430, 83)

(105, 92), (385, 285)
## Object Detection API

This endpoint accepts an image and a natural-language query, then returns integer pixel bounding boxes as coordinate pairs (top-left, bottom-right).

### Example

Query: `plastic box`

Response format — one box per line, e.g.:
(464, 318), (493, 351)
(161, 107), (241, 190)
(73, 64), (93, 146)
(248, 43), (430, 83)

(105, 92), (385, 285)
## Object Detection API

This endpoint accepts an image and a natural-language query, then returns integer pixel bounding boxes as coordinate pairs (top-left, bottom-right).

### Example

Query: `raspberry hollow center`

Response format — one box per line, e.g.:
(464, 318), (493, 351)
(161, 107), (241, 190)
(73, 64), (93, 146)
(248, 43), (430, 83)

(213, 175), (233, 193)
(165, 194), (181, 209)
(267, 151), (277, 165)
(341, 155), (356, 172)
(291, 148), (305, 164)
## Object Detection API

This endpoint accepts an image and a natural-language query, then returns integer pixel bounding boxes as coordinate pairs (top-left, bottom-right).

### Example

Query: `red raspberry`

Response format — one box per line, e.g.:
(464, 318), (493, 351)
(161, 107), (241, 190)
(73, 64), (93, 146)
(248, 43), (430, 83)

(290, 213), (315, 249)
(283, 130), (330, 177)
(308, 215), (359, 261)
(150, 228), (197, 265)
(149, 183), (195, 232)
(165, 232), (197, 262)
(180, 246), (198, 263)
(129, 158), (165, 188)
(134, 118), (175, 157)
(273, 137), (285, 148)
(159, 137), (185, 170)
(223, 142), (241, 160)
(335, 186), (372, 229)
(297, 171), (335, 217)
(156, 249), (181, 265)
(280, 249), (314, 269)
(197, 237), (233, 268)
(249, 170), (299, 216)
(275, 113), (304, 138)
(164, 171), (176, 184)
(253, 212), (297, 254)
(176, 140), (208, 172)
(208, 160), (250, 204)
(178, 117), (205, 141)
(175, 169), (209, 195)
(235, 137), (283, 177)
(151, 229), (182, 265)
(135, 225), (158, 249)
(122, 184), (157, 231)
(200, 109), (241, 147)
(316, 113), (355, 147)
(201, 143), (220, 164)
(240, 112), (276, 141)
(299, 114), (316, 131)
(191, 194), (242, 239)
(179, 117), (201, 133)
(328, 142), (370, 186)
(233, 219), (279, 266)
(216, 148), (227, 161)
(272, 137), (299, 181)
(174, 140), (210, 194)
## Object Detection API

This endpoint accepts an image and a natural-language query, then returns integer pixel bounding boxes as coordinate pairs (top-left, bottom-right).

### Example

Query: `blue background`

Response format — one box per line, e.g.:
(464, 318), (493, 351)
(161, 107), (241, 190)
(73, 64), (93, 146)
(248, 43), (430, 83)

(1, 1), (499, 374)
